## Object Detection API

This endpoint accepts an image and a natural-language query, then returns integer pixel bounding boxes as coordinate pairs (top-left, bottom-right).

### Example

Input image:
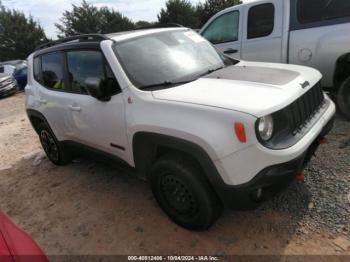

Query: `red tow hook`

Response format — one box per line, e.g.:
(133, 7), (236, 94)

(319, 137), (328, 144)
(295, 170), (305, 182)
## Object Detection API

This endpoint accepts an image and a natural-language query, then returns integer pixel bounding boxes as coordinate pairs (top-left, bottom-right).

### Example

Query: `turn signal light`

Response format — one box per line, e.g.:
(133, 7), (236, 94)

(234, 122), (247, 143)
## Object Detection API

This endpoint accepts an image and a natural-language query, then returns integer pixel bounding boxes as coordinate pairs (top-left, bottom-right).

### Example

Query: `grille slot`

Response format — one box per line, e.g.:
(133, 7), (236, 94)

(286, 82), (324, 135)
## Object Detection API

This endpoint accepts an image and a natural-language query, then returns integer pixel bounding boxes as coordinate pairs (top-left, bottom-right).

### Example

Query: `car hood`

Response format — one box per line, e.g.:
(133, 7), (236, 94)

(152, 61), (322, 117)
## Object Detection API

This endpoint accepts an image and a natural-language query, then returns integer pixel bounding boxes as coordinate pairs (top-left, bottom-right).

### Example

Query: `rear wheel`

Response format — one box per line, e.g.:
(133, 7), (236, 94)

(37, 123), (72, 165)
(337, 77), (350, 120)
(150, 153), (222, 230)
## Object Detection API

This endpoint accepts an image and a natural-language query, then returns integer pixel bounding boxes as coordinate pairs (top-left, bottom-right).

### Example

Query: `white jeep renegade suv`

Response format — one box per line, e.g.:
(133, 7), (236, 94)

(25, 27), (335, 230)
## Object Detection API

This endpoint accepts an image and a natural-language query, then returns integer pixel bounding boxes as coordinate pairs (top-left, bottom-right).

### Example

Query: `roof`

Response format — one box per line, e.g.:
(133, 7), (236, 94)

(107, 27), (187, 42)
(33, 24), (187, 53)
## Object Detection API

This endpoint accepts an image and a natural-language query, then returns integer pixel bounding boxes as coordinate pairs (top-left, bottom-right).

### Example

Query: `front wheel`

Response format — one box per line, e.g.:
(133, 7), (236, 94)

(337, 77), (350, 120)
(150, 153), (222, 230)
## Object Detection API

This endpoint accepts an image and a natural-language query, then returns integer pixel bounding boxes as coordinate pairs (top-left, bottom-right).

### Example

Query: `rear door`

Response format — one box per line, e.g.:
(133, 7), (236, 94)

(241, 0), (283, 63)
(200, 7), (243, 59)
(34, 52), (74, 141)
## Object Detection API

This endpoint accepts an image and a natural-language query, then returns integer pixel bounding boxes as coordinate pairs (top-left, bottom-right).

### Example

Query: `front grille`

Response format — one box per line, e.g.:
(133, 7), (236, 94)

(285, 82), (325, 134)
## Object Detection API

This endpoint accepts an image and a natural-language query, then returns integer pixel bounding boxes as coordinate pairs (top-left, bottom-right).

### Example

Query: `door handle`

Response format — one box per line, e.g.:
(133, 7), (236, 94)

(224, 48), (238, 54)
(38, 98), (47, 104)
(69, 105), (82, 112)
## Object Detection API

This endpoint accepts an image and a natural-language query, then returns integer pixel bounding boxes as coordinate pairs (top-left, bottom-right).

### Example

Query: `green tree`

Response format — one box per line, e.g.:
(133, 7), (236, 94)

(55, 0), (135, 38)
(135, 20), (156, 29)
(196, 0), (242, 26)
(0, 2), (47, 60)
(157, 0), (200, 29)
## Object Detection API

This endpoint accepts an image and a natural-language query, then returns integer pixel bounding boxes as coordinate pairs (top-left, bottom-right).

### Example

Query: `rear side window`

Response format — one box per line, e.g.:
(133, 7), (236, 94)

(202, 11), (240, 44)
(66, 50), (120, 95)
(297, 0), (350, 24)
(0, 67), (4, 73)
(41, 52), (66, 90)
(247, 3), (275, 39)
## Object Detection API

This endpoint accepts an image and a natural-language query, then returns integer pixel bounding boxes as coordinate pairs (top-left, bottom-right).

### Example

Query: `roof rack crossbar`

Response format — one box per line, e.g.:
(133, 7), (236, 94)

(35, 34), (110, 51)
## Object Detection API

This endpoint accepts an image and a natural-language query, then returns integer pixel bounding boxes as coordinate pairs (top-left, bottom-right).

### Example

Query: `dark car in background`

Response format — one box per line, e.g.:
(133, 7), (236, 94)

(13, 64), (28, 89)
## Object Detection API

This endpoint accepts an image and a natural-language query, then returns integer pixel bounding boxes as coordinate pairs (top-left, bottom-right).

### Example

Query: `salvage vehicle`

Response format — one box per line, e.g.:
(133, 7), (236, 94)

(200, 0), (350, 119)
(0, 74), (18, 98)
(25, 27), (335, 230)
(0, 210), (47, 261)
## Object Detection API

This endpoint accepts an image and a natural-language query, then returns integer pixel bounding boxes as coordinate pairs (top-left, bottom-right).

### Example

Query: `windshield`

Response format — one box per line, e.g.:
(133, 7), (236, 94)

(113, 29), (237, 89)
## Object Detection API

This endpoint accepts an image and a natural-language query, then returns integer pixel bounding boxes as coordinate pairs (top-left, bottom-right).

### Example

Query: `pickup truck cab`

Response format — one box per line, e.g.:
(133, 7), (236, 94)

(200, 0), (350, 119)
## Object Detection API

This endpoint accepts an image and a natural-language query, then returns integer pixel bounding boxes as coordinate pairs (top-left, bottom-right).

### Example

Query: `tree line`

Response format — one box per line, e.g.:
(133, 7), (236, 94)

(0, 0), (241, 61)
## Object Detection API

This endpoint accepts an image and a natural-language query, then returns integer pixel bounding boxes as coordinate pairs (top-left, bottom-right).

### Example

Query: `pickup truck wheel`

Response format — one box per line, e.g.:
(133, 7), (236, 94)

(337, 77), (350, 120)
(150, 154), (222, 230)
(37, 123), (72, 165)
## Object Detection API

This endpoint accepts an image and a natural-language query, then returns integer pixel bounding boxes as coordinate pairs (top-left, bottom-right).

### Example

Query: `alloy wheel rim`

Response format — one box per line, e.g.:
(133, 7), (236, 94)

(40, 130), (59, 162)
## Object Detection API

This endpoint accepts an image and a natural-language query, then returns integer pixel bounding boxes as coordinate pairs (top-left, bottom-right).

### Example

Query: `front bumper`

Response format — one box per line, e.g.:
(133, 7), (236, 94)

(216, 116), (334, 210)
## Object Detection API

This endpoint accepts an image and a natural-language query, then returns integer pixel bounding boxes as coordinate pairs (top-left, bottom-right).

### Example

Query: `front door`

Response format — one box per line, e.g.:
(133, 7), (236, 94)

(63, 49), (129, 162)
(200, 7), (242, 59)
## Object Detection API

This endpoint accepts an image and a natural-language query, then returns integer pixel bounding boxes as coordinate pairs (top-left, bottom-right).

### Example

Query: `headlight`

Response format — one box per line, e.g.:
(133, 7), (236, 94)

(257, 115), (274, 141)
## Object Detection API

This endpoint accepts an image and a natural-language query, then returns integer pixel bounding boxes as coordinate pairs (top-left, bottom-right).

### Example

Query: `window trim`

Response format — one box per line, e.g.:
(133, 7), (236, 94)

(247, 3), (275, 40)
(201, 10), (240, 45)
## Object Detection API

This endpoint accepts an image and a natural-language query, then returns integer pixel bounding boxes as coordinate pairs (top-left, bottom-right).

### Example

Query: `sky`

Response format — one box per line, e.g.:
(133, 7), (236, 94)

(2, 0), (255, 39)
(1, 0), (203, 38)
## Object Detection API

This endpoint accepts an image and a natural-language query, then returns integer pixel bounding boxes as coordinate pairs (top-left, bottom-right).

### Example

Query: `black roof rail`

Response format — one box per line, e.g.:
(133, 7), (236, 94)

(135, 23), (184, 30)
(35, 34), (110, 51)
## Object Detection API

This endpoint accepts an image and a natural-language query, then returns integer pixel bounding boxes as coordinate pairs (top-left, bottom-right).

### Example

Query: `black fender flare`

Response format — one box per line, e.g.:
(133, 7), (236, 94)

(132, 132), (228, 204)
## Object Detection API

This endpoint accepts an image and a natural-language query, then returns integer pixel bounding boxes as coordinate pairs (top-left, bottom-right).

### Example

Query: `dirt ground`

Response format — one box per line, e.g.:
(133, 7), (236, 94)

(0, 92), (349, 257)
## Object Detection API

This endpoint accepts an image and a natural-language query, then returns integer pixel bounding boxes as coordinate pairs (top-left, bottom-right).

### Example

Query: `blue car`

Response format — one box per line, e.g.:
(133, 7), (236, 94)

(13, 64), (27, 90)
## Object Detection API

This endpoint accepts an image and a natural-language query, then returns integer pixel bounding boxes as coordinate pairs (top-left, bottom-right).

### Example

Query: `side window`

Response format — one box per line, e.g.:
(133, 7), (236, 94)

(33, 57), (41, 83)
(297, 0), (350, 24)
(66, 50), (121, 95)
(247, 3), (275, 39)
(202, 11), (240, 44)
(41, 52), (66, 90)
(0, 67), (4, 73)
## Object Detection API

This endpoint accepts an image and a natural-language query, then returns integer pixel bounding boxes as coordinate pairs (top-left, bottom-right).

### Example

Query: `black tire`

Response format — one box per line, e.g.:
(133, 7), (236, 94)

(37, 123), (72, 165)
(150, 153), (222, 230)
(337, 77), (350, 120)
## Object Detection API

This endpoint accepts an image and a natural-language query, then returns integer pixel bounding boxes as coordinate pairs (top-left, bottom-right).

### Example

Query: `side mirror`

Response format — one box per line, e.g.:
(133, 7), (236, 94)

(85, 77), (110, 102)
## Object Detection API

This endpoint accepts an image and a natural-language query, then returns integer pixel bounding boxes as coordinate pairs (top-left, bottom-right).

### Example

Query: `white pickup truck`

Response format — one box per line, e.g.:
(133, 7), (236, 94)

(200, 0), (350, 119)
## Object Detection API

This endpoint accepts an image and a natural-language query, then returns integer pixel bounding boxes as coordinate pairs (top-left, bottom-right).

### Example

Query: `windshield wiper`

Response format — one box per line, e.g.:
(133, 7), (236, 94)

(197, 66), (224, 78)
(139, 80), (194, 90)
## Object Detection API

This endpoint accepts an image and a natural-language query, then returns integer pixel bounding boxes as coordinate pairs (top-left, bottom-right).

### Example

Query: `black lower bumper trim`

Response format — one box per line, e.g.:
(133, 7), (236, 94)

(218, 115), (335, 210)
